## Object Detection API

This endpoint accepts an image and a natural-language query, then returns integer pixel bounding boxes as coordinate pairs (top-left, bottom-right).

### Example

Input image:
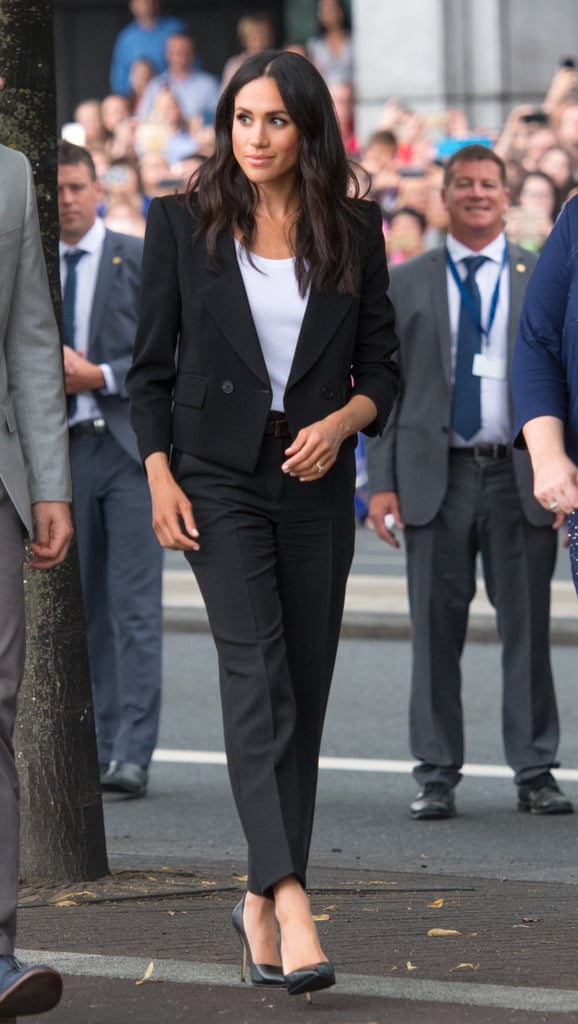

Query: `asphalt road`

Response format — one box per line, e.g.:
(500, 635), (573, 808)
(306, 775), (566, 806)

(102, 630), (578, 885)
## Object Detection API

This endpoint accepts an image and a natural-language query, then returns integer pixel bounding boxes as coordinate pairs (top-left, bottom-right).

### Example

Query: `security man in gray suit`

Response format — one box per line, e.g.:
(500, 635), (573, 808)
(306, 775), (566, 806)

(367, 145), (572, 820)
(0, 143), (71, 1015)
(57, 141), (162, 799)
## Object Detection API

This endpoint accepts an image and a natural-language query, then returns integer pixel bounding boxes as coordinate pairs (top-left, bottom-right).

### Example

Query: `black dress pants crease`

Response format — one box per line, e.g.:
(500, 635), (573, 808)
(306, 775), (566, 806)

(174, 435), (355, 897)
(406, 451), (559, 788)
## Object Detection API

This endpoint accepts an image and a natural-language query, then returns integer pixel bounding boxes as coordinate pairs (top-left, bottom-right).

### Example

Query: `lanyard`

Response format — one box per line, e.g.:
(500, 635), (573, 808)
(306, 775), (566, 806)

(445, 243), (508, 341)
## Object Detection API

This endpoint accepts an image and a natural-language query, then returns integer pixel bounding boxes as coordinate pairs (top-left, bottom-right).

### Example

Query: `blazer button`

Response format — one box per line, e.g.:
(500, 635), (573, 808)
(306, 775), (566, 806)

(221, 380), (234, 394)
(321, 385), (335, 399)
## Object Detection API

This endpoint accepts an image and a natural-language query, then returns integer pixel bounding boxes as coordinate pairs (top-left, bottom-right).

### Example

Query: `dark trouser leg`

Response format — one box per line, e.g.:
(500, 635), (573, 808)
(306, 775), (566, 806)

(71, 434), (163, 767)
(0, 483), (25, 953)
(406, 454), (479, 787)
(101, 440), (163, 766)
(478, 459), (559, 784)
(177, 441), (355, 895)
(71, 435), (117, 766)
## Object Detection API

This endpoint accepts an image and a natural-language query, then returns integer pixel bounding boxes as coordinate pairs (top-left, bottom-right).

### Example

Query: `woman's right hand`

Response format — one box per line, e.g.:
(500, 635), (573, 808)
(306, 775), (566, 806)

(144, 452), (200, 551)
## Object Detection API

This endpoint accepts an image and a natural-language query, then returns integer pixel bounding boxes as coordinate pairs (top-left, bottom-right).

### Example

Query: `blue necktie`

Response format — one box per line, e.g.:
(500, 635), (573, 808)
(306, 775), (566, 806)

(62, 249), (85, 416)
(62, 249), (85, 348)
(451, 255), (487, 440)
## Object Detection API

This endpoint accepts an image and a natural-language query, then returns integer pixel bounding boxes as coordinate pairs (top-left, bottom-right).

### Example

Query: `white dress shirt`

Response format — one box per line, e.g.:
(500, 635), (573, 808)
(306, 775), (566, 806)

(59, 216), (117, 425)
(446, 231), (511, 446)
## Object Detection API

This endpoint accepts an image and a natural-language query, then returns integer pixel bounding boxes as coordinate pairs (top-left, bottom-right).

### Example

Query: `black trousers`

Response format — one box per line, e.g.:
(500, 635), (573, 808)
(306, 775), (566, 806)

(406, 450), (559, 787)
(174, 435), (355, 895)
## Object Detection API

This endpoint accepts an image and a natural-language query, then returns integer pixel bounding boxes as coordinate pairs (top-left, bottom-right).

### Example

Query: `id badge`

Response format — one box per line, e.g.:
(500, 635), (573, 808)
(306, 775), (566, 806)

(472, 353), (507, 380)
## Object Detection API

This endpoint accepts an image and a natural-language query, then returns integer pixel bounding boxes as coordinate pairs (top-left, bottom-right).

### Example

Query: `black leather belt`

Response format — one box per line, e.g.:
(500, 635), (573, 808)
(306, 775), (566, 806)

(264, 414), (290, 438)
(451, 444), (511, 459)
(69, 418), (108, 440)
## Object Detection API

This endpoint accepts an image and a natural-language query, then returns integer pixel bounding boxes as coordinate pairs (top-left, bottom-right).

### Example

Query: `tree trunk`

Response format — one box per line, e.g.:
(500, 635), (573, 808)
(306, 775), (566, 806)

(0, 0), (109, 879)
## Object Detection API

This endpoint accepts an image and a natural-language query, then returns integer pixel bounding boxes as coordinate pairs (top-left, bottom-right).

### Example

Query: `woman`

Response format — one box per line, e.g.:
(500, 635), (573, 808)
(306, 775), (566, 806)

(306, 0), (353, 83)
(512, 193), (578, 591)
(127, 50), (398, 995)
(537, 144), (575, 207)
(505, 170), (558, 252)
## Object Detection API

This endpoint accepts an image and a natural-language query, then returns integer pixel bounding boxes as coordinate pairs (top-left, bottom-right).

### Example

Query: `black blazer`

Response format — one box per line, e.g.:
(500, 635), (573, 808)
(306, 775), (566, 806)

(127, 194), (399, 474)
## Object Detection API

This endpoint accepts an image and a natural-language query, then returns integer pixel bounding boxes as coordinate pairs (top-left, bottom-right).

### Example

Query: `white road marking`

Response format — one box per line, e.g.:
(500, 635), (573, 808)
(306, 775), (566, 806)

(151, 749), (578, 783)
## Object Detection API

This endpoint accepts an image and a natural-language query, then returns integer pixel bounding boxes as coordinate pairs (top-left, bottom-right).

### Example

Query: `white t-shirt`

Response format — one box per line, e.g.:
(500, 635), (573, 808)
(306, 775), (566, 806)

(235, 240), (309, 411)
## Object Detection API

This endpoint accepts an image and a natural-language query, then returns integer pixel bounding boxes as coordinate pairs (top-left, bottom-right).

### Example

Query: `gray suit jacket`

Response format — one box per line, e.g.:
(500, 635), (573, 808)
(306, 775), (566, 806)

(84, 228), (143, 463)
(366, 240), (552, 528)
(0, 145), (71, 534)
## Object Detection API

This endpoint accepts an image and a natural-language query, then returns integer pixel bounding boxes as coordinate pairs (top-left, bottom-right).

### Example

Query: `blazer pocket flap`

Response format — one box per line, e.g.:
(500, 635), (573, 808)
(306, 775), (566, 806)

(173, 373), (207, 409)
(1, 401), (16, 433)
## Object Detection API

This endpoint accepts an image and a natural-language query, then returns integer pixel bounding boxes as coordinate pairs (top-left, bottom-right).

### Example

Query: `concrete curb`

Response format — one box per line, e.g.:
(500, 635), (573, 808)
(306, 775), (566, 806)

(162, 571), (578, 645)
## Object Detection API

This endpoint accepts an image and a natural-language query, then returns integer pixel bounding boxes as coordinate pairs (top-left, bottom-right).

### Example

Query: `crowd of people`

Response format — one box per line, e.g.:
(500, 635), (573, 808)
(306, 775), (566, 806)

(64, 1), (578, 268)
(63, 0), (357, 239)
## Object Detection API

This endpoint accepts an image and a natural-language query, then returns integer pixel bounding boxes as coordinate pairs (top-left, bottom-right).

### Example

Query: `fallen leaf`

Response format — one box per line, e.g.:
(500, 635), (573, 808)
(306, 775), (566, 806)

(427, 928), (462, 937)
(233, 874), (248, 882)
(55, 900), (78, 907)
(313, 913), (330, 922)
(512, 924), (530, 929)
(406, 961), (418, 971)
(323, 904), (337, 911)
(58, 891), (97, 899)
(450, 962), (480, 972)
(427, 898), (444, 909)
(167, 911), (176, 917)
(135, 961), (154, 986)
(521, 917), (542, 924)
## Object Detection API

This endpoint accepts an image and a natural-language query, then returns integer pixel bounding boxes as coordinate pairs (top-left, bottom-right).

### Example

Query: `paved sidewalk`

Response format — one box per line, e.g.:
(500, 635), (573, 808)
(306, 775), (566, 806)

(15, 861), (578, 1023)
(163, 568), (578, 643)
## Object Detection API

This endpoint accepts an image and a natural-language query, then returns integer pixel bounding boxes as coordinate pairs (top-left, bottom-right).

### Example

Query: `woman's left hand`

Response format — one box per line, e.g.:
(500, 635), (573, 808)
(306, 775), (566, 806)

(281, 418), (344, 482)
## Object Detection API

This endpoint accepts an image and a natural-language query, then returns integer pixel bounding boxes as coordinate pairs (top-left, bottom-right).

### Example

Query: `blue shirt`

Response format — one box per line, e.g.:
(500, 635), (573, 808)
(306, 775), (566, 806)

(109, 15), (187, 96)
(137, 68), (220, 123)
(512, 195), (578, 463)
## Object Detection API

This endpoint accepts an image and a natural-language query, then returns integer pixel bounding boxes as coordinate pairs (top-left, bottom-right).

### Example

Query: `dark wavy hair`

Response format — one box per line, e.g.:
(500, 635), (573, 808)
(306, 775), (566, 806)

(187, 50), (364, 295)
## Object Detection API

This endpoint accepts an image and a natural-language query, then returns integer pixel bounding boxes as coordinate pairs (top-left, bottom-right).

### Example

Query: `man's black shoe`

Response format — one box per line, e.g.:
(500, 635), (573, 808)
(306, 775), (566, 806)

(0, 954), (62, 1017)
(101, 761), (148, 798)
(410, 782), (455, 819)
(517, 772), (574, 814)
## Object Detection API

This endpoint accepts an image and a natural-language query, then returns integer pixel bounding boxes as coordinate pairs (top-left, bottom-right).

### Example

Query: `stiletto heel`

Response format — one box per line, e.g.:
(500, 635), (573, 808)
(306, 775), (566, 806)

(284, 960), (336, 998)
(232, 896), (285, 987)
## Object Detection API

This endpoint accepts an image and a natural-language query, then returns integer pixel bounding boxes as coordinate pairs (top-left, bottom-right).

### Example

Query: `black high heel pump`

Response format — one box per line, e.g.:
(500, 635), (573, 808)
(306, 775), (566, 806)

(284, 960), (336, 998)
(232, 896), (285, 987)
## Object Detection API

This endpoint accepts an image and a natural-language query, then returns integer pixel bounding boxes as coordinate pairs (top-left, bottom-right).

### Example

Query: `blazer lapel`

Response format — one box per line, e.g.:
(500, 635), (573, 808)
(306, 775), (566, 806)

(507, 245), (532, 361)
(89, 231), (117, 350)
(429, 249), (452, 386)
(286, 288), (353, 389)
(201, 233), (270, 385)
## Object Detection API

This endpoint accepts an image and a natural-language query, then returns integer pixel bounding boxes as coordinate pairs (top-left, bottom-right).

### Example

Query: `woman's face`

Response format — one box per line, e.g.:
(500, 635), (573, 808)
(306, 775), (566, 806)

(232, 77), (300, 190)
(519, 176), (555, 217)
(538, 149), (572, 189)
(318, 0), (345, 30)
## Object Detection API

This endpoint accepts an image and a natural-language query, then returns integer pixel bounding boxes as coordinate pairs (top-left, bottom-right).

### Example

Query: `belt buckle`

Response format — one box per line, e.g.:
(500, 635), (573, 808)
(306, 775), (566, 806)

(272, 419), (286, 438)
(93, 418), (107, 435)
(473, 443), (492, 458)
